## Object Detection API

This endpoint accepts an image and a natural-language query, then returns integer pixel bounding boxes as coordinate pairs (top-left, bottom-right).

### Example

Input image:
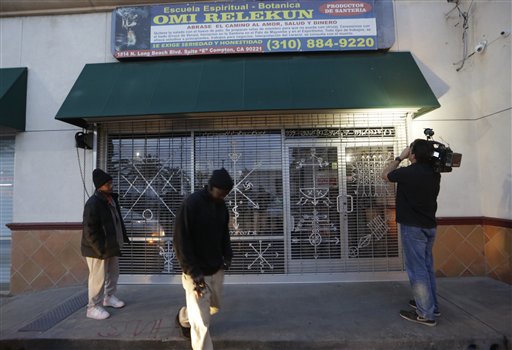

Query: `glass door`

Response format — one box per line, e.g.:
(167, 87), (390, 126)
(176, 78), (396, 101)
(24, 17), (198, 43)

(285, 141), (402, 274)
(285, 143), (345, 273)
(343, 144), (402, 271)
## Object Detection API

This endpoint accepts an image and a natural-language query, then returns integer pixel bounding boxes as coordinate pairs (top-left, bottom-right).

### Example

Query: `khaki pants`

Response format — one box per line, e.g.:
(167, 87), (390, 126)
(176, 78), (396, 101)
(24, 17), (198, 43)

(179, 269), (225, 350)
(85, 256), (120, 308)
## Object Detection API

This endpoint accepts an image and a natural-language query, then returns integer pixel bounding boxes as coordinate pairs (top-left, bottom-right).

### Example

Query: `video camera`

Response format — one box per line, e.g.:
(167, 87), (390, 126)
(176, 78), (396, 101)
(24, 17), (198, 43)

(424, 128), (462, 173)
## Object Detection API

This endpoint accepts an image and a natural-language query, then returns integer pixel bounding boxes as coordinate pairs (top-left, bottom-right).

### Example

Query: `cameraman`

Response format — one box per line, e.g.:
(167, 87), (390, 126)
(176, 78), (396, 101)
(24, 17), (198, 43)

(381, 139), (441, 327)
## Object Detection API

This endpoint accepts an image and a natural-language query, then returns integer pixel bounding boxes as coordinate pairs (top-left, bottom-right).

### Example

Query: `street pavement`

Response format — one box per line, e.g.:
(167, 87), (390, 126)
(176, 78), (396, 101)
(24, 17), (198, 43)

(0, 276), (511, 350)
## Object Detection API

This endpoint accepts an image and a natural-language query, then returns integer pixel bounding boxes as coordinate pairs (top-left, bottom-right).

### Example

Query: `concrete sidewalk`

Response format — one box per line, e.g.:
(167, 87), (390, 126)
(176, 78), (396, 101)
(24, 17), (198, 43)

(0, 277), (511, 350)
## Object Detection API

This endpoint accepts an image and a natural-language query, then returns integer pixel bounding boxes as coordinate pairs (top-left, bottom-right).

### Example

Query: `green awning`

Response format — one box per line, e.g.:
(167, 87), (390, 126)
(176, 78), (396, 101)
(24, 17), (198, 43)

(0, 67), (28, 132)
(56, 52), (440, 128)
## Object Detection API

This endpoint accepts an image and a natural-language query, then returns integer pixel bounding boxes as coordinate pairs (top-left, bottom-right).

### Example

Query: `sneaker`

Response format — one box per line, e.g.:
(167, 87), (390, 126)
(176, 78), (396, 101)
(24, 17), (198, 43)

(400, 310), (437, 327)
(175, 311), (191, 339)
(409, 299), (441, 317)
(87, 306), (110, 320)
(103, 295), (125, 308)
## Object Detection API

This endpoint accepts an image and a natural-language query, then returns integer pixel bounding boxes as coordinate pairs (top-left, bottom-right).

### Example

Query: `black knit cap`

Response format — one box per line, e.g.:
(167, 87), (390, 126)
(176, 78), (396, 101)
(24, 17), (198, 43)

(209, 167), (234, 191)
(93, 168), (112, 189)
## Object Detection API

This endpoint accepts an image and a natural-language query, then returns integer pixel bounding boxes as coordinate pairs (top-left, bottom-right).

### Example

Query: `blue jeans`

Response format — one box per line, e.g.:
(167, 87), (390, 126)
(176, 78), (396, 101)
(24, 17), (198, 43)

(400, 224), (439, 320)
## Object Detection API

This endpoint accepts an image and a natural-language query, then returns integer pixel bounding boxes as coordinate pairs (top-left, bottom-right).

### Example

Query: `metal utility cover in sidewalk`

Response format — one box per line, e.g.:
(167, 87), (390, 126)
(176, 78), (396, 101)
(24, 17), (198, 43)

(55, 52), (440, 128)
(18, 291), (87, 332)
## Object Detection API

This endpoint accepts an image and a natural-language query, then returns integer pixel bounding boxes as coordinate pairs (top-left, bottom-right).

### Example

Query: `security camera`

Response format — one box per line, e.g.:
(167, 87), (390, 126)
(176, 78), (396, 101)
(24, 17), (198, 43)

(475, 40), (487, 54)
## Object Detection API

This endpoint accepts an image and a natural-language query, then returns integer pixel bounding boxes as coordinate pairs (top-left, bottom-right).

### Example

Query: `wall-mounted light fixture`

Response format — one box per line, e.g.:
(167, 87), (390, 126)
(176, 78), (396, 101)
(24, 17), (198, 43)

(75, 131), (93, 149)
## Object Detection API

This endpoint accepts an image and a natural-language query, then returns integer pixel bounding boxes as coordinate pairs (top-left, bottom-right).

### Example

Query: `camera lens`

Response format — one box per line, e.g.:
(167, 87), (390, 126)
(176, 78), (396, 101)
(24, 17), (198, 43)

(424, 128), (434, 137)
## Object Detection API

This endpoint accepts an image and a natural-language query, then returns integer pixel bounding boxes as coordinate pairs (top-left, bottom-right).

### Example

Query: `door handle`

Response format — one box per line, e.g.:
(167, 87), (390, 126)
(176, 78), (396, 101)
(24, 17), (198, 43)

(346, 194), (354, 213)
(336, 195), (341, 212)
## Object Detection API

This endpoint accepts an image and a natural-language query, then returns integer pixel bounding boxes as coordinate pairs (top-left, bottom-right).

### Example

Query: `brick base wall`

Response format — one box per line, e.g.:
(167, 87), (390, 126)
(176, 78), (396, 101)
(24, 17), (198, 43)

(9, 225), (87, 294)
(7, 218), (511, 294)
(435, 220), (511, 284)
(483, 225), (512, 284)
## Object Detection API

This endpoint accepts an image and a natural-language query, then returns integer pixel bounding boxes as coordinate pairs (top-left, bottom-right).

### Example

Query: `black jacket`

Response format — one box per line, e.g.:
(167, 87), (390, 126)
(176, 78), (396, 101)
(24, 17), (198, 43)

(387, 163), (441, 228)
(81, 191), (130, 259)
(173, 186), (233, 277)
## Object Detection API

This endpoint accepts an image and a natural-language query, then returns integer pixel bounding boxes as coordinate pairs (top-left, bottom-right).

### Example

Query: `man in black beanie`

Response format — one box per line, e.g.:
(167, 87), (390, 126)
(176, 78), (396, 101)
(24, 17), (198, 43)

(173, 168), (234, 350)
(81, 168), (130, 320)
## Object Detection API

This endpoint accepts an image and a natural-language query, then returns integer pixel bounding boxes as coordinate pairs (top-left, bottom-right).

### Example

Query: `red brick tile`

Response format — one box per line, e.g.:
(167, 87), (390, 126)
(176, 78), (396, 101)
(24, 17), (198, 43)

(439, 226), (464, 251)
(440, 256), (466, 277)
(56, 272), (82, 287)
(454, 240), (480, 267)
(59, 242), (82, 270)
(468, 260), (486, 276)
(10, 271), (30, 294)
(467, 228), (485, 253)
(18, 259), (42, 284)
(485, 241), (507, 270)
(46, 261), (68, 284)
(31, 273), (55, 290)
(10, 245), (27, 272)
(69, 258), (88, 283)
(45, 232), (72, 256)
(31, 246), (56, 270)
(19, 234), (42, 257)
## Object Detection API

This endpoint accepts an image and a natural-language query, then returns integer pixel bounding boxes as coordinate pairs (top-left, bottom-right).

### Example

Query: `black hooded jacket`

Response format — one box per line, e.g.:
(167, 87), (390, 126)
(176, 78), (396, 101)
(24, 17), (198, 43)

(81, 191), (130, 259)
(173, 186), (233, 278)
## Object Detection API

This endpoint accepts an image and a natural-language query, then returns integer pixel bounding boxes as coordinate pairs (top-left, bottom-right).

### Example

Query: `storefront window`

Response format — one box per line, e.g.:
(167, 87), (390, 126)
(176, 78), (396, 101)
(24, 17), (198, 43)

(107, 134), (192, 274)
(289, 146), (341, 260)
(0, 135), (15, 289)
(107, 131), (285, 274)
(345, 146), (399, 260)
(195, 131), (285, 273)
(102, 116), (406, 277)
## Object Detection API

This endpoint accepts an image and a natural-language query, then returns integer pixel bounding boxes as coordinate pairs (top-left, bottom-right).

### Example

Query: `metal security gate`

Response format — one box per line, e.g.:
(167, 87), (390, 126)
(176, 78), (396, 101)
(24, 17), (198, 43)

(284, 133), (402, 274)
(286, 143), (344, 273)
(98, 114), (407, 281)
(194, 131), (285, 274)
(343, 143), (401, 271)
(105, 133), (191, 274)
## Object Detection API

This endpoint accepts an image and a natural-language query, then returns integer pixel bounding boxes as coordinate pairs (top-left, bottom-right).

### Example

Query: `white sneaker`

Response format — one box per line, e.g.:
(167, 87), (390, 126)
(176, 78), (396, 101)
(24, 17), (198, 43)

(103, 295), (125, 308)
(86, 306), (110, 320)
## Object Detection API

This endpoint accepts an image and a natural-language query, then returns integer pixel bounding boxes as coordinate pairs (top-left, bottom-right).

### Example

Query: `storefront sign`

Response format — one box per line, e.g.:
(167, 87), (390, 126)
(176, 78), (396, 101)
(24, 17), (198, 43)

(112, 0), (377, 58)
(285, 127), (396, 138)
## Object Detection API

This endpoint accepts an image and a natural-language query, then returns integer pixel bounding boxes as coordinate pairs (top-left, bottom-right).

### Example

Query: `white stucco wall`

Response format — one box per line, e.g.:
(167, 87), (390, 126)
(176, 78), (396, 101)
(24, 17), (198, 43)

(470, 2), (512, 219)
(476, 112), (512, 219)
(0, 13), (114, 222)
(394, 0), (511, 219)
(1, 0), (511, 222)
